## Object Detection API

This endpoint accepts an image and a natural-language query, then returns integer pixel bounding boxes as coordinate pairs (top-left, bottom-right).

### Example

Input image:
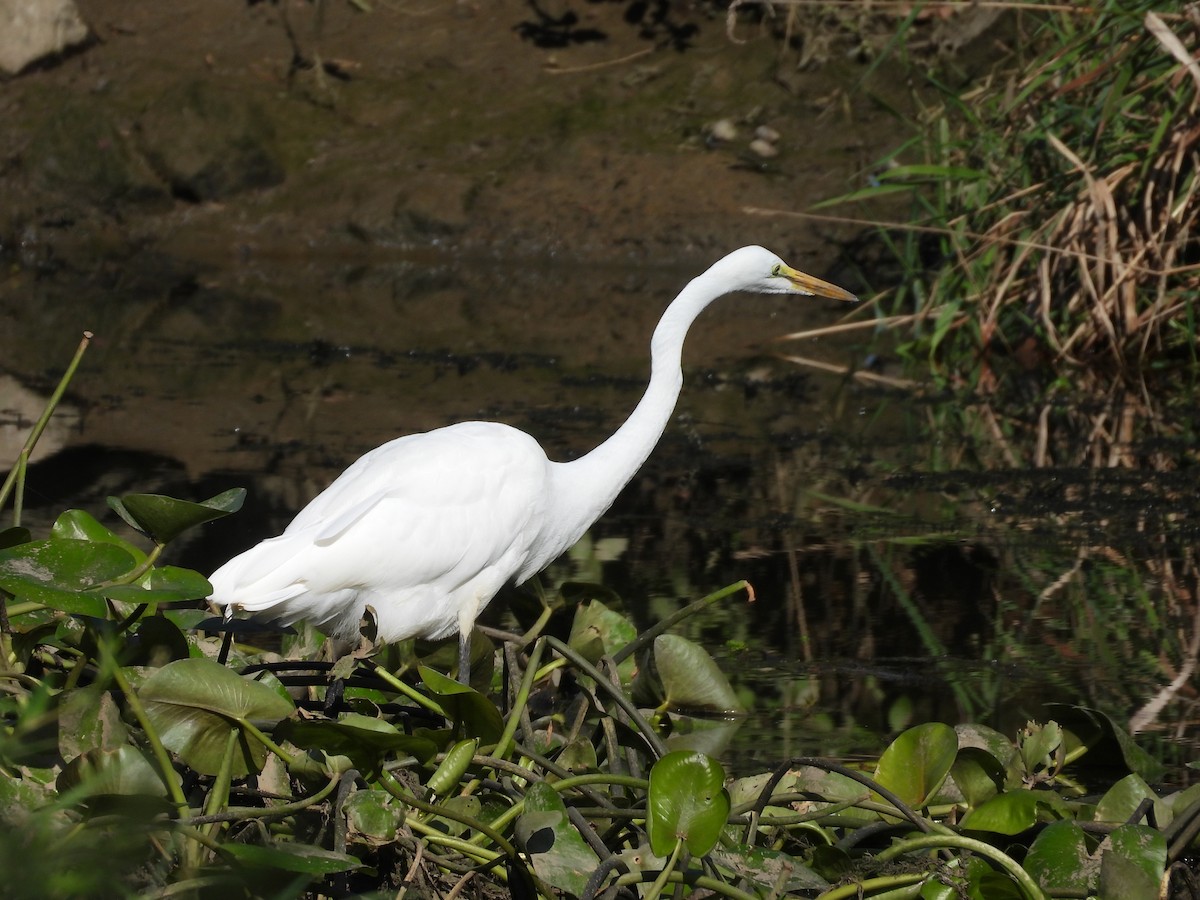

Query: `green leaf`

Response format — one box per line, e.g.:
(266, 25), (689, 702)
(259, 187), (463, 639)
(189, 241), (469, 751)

(107, 488), (246, 544)
(52, 510), (147, 565)
(0, 538), (136, 616)
(139, 657), (295, 776)
(58, 744), (176, 799)
(517, 781), (601, 896)
(646, 750), (731, 858)
(568, 599), (637, 681)
(1098, 824), (1166, 899)
(873, 722), (957, 809)
(343, 789), (403, 844)
(711, 845), (830, 893)
(653, 634), (744, 714)
(1094, 773), (1160, 825)
(418, 666), (504, 742)
(1048, 704), (1164, 783)
(101, 566), (212, 605)
(277, 714), (436, 777)
(1025, 820), (1096, 894)
(948, 746), (1007, 808)
(960, 788), (1066, 835)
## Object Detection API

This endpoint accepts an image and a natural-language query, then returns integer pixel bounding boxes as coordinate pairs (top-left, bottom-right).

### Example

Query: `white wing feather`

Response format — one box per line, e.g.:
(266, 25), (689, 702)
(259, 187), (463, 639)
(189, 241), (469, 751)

(208, 421), (551, 642)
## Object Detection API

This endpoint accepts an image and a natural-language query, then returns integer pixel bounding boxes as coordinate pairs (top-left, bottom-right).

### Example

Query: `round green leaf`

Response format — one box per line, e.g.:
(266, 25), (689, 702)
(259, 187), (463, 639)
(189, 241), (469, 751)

(139, 657), (295, 776)
(654, 634), (744, 714)
(1099, 823), (1166, 898)
(960, 788), (1067, 835)
(517, 781), (601, 896)
(0, 538), (136, 616)
(52, 509), (147, 565)
(1025, 820), (1096, 894)
(873, 722), (957, 809)
(568, 599), (637, 680)
(108, 488), (246, 544)
(418, 666), (504, 742)
(343, 789), (403, 844)
(646, 750), (731, 858)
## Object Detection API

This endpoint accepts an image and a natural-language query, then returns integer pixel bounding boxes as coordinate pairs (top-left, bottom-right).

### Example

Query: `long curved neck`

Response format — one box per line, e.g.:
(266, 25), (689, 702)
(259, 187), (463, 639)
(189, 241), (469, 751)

(552, 272), (725, 527)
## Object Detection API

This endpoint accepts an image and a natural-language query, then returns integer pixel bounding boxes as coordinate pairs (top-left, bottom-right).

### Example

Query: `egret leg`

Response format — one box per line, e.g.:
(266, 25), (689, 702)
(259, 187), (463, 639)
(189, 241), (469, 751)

(457, 627), (471, 685)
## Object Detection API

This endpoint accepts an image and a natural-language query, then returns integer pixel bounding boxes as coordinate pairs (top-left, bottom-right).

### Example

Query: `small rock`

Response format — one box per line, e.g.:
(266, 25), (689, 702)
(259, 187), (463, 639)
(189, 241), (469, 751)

(707, 118), (738, 143)
(754, 125), (781, 144)
(749, 138), (779, 159)
(0, 0), (90, 75)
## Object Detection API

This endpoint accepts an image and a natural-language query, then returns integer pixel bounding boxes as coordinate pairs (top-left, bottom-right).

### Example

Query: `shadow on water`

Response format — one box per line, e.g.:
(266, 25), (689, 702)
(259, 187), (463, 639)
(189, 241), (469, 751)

(2, 254), (1197, 773)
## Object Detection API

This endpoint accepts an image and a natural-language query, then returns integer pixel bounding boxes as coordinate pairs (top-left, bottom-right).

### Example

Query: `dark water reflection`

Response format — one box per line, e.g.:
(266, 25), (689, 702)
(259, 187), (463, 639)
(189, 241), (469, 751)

(2, 254), (1196, 773)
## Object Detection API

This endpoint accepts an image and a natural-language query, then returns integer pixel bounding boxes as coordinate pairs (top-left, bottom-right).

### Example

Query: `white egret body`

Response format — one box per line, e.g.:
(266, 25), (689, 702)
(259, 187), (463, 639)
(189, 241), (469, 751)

(208, 246), (855, 678)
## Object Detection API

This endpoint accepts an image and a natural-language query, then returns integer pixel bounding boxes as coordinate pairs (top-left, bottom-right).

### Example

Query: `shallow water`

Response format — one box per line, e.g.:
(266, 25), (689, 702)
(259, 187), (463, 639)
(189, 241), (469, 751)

(2, 253), (1196, 772)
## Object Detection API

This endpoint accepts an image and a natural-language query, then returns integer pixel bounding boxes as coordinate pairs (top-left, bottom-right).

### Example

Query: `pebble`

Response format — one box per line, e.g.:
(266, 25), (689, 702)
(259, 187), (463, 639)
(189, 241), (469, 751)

(707, 118), (738, 142)
(754, 125), (781, 144)
(749, 138), (779, 159)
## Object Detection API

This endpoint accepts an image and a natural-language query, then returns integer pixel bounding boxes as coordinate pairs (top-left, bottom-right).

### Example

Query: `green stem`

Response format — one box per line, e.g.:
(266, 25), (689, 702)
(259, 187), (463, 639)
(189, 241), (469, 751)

(544, 635), (668, 759)
(377, 768), (519, 859)
(370, 663), (446, 717)
(0, 331), (94, 522)
(643, 837), (683, 900)
(108, 656), (189, 814)
(875, 833), (1047, 900)
(184, 773), (340, 825)
(236, 717), (299, 768)
(492, 639), (543, 763)
(611, 580), (753, 665)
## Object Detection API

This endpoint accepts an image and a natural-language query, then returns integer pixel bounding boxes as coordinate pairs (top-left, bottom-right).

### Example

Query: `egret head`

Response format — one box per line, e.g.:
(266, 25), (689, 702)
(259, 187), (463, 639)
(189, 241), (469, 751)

(714, 245), (857, 302)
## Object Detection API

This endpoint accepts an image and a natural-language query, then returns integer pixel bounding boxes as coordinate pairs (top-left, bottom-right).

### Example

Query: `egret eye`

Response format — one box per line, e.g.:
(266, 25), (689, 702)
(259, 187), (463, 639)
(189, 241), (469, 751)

(771, 264), (782, 276)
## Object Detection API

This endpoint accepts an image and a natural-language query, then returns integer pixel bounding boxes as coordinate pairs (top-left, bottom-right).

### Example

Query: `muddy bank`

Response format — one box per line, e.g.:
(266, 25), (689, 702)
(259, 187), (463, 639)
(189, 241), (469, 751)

(0, 0), (906, 274)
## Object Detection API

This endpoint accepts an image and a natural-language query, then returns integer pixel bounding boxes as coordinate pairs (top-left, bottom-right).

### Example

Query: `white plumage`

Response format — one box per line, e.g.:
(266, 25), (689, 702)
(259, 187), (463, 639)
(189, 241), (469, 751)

(208, 246), (856, 679)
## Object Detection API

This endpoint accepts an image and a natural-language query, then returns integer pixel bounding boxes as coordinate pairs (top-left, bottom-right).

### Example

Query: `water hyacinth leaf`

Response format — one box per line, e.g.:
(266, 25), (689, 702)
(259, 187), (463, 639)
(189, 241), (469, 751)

(343, 789), (403, 844)
(517, 781), (600, 896)
(568, 599), (637, 680)
(646, 750), (731, 857)
(711, 845), (830, 894)
(1094, 773), (1160, 825)
(1098, 824), (1166, 898)
(139, 657), (295, 776)
(58, 745), (174, 799)
(873, 722), (957, 809)
(0, 538), (136, 616)
(277, 714), (436, 773)
(960, 788), (1063, 835)
(52, 509), (147, 565)
(551, 737), (597, 779)
(654, 634), (744, 714)
(948, 746), (1007, 808)
(1048, 704), (1164, 783)
(101, 566), (212, 605)
(1024, 820), (1095, 894)
(220, 842), (363, 875)
(419, 666), (504, 742)
(58, 687), (129, 760)
(1018, 720), (1063, 773)
(107, 488), (246, 545)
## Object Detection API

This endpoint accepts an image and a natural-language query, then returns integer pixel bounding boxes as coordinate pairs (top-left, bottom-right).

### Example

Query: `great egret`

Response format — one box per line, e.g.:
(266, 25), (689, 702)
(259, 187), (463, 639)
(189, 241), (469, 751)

(209, 246), (855, 680)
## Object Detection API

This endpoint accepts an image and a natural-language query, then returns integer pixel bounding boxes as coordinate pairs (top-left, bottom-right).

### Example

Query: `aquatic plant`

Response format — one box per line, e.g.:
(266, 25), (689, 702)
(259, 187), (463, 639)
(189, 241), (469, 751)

(0, 340), (1197, 896)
